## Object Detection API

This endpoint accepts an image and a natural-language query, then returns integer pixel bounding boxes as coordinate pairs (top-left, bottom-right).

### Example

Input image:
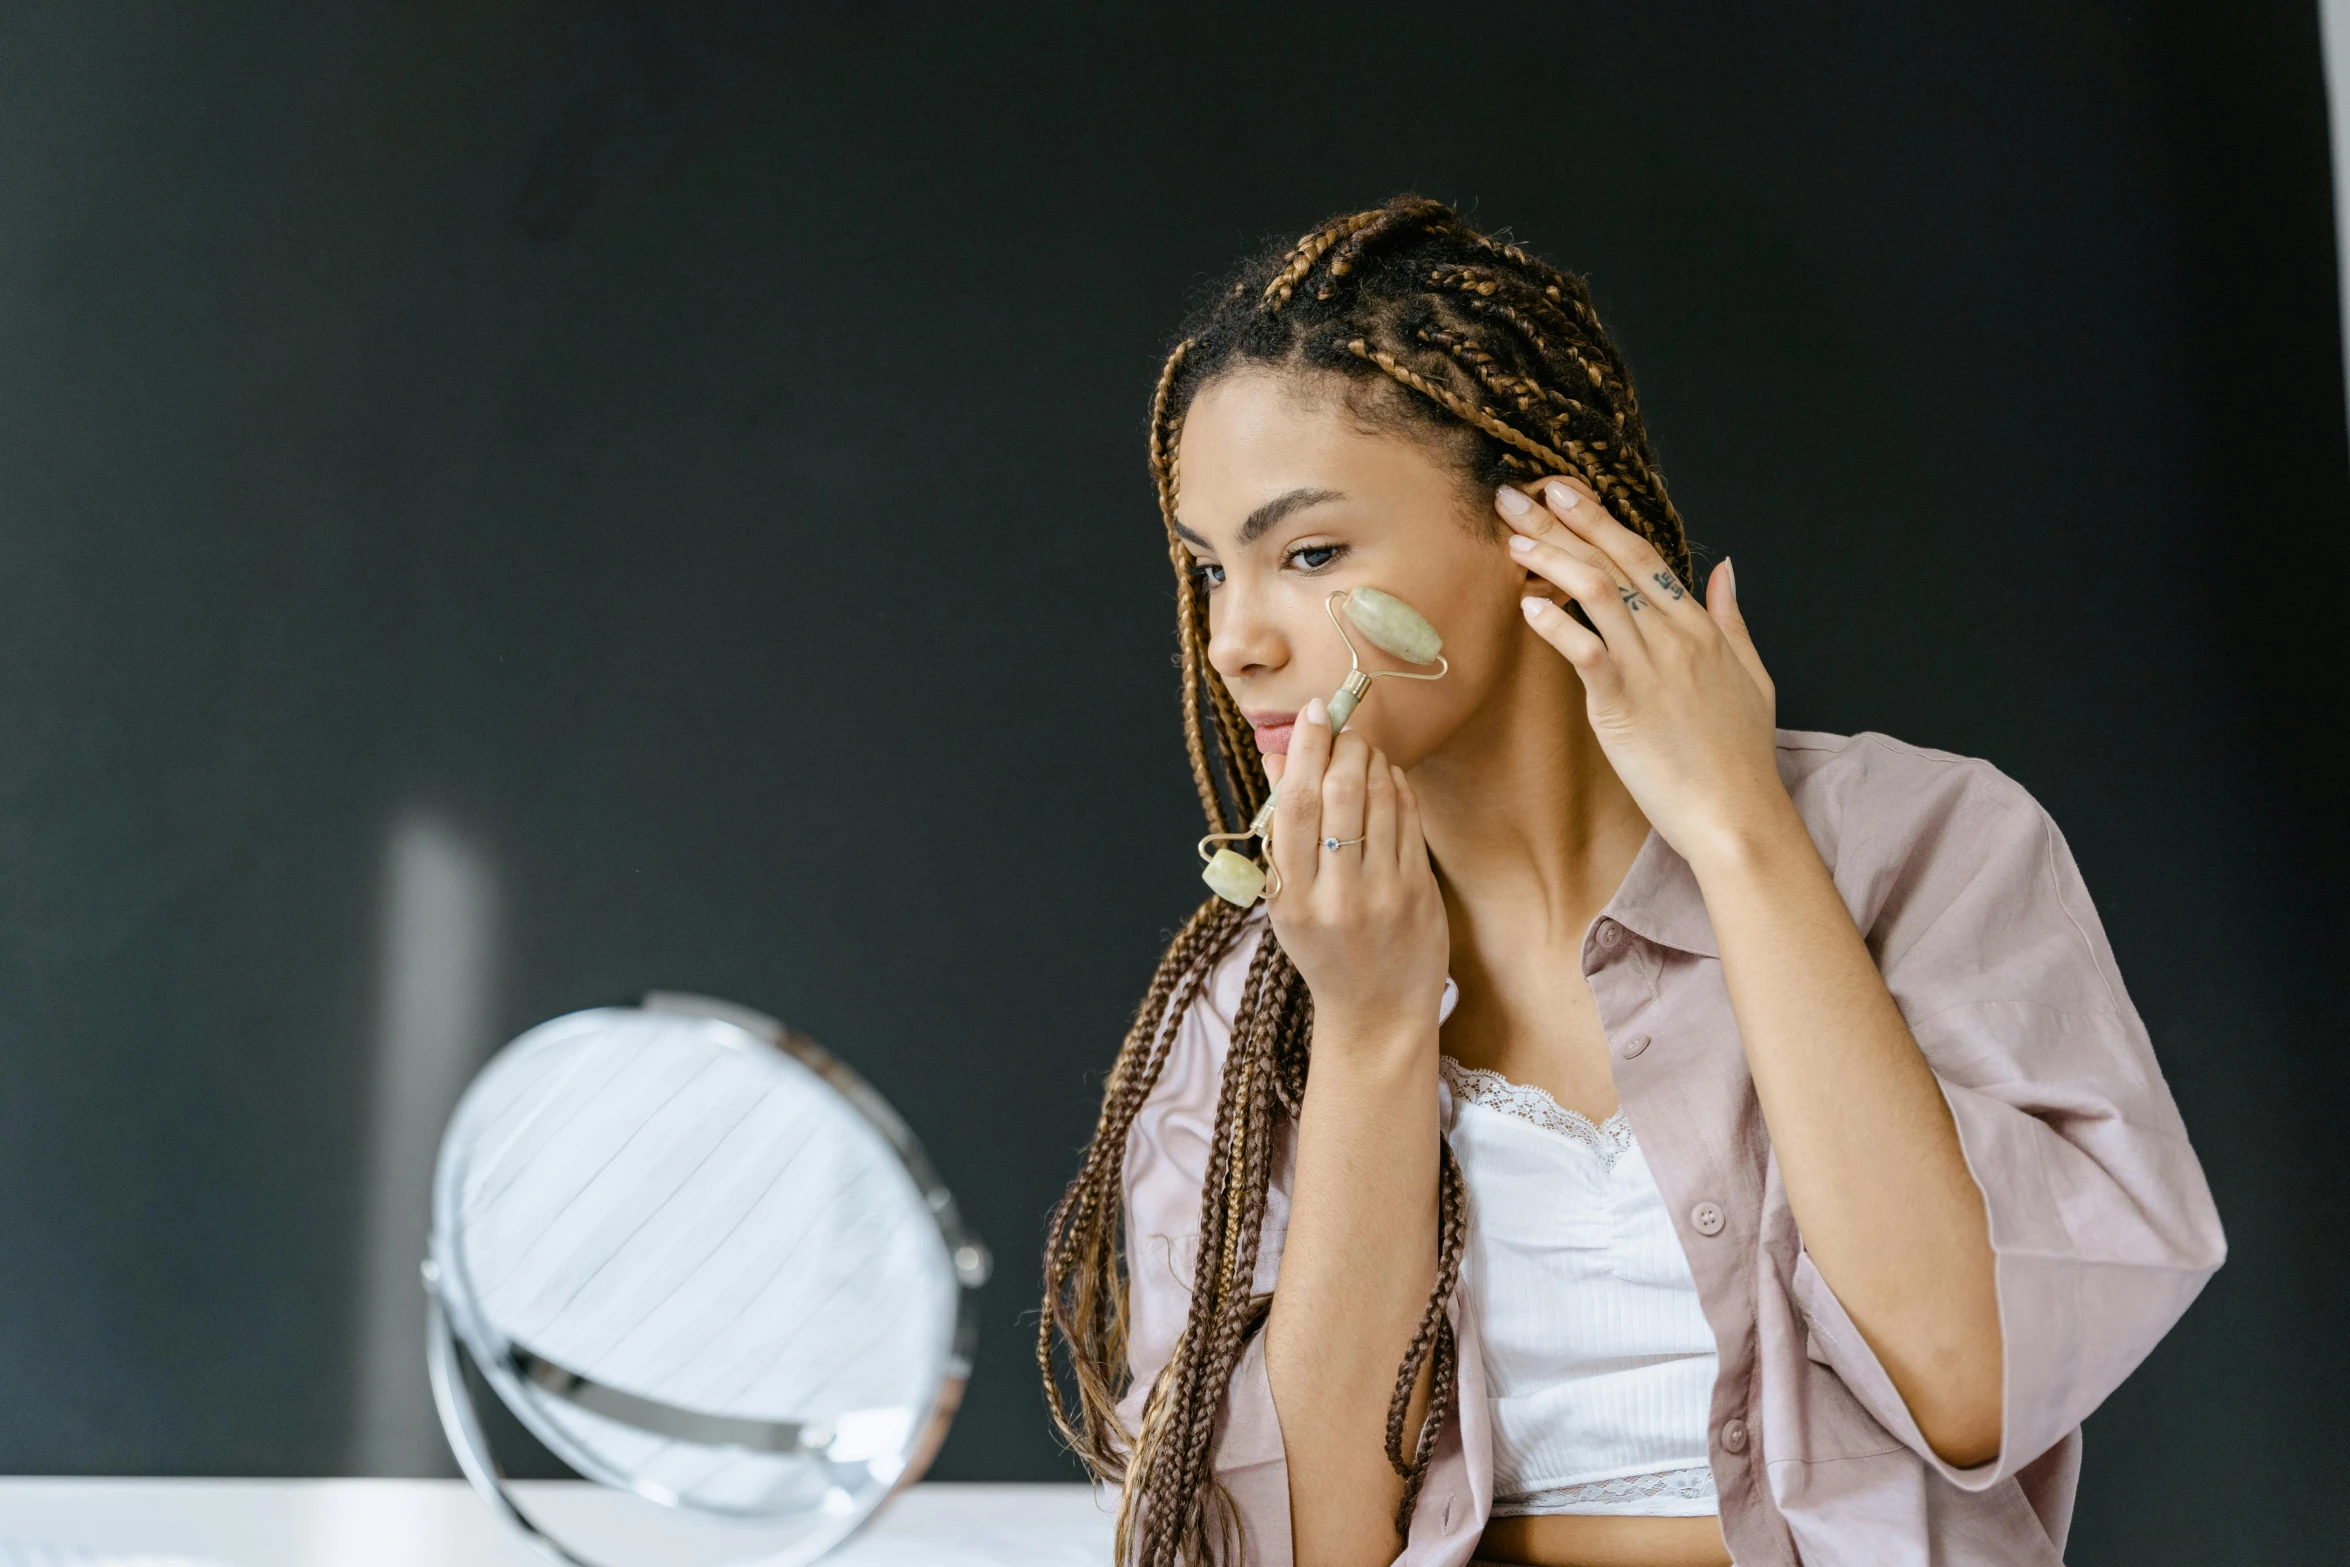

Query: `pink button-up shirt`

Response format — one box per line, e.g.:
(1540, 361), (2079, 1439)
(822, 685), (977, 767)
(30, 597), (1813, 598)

(1116, 730), (2224, 1565)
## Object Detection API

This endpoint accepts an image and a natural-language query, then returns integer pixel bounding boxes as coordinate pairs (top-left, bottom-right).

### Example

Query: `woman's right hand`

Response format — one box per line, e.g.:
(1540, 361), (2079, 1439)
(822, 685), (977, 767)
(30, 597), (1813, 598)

(1263, 697), (1450, 1047)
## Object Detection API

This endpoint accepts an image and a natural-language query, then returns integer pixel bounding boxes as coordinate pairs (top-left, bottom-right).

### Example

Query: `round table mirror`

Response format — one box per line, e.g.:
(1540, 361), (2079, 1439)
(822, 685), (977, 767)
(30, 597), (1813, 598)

(425, 993), (989, 1567)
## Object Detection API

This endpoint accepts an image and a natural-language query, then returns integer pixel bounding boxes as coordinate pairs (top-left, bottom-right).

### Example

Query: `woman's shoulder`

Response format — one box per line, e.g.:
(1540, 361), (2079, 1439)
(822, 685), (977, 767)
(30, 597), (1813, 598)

(1773, 727), (2052, 862)
(1769, 729), (2126, 1005)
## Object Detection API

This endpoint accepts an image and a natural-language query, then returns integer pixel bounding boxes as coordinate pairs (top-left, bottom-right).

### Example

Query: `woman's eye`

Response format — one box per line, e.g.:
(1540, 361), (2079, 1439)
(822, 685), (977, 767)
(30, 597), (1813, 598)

(1289, 544), (1343, 571)
(1193, 561), (1226, 589)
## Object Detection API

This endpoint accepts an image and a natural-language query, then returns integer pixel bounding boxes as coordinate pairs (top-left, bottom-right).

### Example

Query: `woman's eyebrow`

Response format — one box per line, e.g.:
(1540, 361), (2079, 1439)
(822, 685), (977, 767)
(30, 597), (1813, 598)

(1172, 487), (1346, 552)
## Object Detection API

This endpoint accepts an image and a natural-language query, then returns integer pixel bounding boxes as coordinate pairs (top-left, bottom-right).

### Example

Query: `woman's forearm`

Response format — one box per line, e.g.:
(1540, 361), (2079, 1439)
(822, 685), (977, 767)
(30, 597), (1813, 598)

(1265, 1020), (1442, 1567)
(1690, 799), (2004, 1468)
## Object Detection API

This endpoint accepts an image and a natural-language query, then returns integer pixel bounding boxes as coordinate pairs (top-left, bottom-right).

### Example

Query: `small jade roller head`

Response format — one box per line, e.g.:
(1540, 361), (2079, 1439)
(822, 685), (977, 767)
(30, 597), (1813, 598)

(1197, 586), (1449, 907)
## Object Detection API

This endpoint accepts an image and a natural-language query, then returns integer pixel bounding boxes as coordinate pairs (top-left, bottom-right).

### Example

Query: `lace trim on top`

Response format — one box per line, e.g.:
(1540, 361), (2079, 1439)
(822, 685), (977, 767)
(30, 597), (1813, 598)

(1490, 1465), (1719, 1517)
(1440, 1056), (1636, 1167)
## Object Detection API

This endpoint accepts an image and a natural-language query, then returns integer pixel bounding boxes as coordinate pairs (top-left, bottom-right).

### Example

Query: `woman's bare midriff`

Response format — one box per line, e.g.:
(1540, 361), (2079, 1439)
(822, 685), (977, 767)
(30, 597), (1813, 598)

(1473, 1513), (1735, 1567)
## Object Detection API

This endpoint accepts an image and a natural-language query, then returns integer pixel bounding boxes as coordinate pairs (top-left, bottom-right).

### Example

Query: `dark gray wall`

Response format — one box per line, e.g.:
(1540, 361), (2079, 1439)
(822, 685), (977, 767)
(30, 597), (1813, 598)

(0, 2), (2342, 1561)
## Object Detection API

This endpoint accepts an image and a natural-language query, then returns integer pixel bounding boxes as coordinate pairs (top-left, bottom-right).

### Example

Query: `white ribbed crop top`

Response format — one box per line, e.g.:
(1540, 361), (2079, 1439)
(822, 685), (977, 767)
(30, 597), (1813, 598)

(1440, 1055), (1721, 1518)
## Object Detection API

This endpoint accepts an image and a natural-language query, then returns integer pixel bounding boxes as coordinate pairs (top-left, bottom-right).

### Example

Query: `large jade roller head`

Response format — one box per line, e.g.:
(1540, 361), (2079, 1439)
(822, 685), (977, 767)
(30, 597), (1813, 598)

(1198, 587), (1449, 907)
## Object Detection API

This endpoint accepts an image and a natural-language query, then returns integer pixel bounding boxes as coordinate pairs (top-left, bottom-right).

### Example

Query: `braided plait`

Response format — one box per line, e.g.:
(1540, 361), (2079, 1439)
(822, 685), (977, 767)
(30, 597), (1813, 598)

(1313, 196), (1451, 299)
(1045, 195), (1688, 1566)
(1150, 339), (1234, 837)
(1383, 1140), (1468, 1535)
(1414, 327), (1654, 533)
(1425, 263), (1682, 538)
(1346, 338), (1577, 476)
(1122, 922), (1301, 1567)
(1040, 895), (1244, 1470)
(1261, 210), (1380, 310)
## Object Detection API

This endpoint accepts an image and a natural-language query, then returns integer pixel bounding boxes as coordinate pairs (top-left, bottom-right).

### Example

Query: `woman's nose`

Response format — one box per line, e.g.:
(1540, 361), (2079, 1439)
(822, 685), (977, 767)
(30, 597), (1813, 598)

(1206, 579), (1286, 683)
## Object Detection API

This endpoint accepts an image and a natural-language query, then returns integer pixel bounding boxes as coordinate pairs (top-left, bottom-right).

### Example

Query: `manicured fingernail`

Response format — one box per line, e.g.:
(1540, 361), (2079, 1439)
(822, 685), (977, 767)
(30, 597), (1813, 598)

(1544, 480), (1579, 510)
(1508, 534), (1535, 554)
(1302, 696), (1328, 726)
(1521, 596), (1549, 621)
(1723, 557), (1737, 596)
(1495, 486), (1533, 515)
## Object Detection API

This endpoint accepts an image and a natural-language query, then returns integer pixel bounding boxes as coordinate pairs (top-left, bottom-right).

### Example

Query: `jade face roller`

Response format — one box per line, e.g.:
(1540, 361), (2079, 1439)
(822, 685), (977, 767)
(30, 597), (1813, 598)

(1198, 586), (1448, 907)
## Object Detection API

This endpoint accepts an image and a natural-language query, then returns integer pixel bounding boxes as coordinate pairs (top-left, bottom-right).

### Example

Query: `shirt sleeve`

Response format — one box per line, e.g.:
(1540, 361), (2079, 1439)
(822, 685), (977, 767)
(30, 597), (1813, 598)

(1788, 738), (2226, 1490)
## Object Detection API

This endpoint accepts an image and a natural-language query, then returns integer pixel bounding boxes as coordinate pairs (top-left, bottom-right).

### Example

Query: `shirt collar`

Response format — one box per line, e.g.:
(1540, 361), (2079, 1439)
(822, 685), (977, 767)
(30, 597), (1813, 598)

(1595, 829), (1719, 960)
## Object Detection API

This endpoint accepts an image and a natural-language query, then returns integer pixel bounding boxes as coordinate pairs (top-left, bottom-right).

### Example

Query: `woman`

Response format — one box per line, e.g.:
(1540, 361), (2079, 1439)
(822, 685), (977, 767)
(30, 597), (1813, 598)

(1039, 196), (2223, 1567)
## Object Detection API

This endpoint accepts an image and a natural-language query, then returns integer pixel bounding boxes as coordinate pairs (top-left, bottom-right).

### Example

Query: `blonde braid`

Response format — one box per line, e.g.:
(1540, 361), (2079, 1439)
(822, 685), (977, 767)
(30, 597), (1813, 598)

(1418, 266), (1689, 572)
(1039, 897), (1243, 1475)
(1150, 338), (1234, 838)
(1345, 337), (1575, 475)
(1416, 328), (1647, 523)
(1261, 210), (1383, 310)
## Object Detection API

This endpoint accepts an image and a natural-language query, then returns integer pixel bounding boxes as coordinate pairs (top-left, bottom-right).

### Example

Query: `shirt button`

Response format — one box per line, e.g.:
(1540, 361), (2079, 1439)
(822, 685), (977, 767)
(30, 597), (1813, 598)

(1722, 1418), (1748, 1453)
(1690, 1201), (1726, 1236)
(1596, 920), (1623, 948)
(1619, 1033), (1652, 1059)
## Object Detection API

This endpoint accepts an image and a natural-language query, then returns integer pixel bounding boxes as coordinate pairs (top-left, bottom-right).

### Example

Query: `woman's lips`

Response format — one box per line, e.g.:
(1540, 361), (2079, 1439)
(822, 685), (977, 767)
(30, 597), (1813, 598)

(1251, 717), (1297, 755)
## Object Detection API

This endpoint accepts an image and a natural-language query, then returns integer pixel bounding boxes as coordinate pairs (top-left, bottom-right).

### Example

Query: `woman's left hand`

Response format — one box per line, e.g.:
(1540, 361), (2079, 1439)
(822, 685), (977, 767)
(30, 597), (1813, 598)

(1498, 476), (1790, 870)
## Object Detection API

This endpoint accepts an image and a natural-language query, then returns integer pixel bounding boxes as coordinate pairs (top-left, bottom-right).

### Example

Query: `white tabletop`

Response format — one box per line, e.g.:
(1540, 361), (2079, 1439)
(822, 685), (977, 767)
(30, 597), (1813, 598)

(0, 1480), (1111, 1567)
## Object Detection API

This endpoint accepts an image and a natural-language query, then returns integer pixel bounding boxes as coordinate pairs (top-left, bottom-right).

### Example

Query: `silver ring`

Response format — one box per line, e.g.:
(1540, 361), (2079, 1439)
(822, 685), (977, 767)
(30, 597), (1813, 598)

(1322, 835), (1365, 851)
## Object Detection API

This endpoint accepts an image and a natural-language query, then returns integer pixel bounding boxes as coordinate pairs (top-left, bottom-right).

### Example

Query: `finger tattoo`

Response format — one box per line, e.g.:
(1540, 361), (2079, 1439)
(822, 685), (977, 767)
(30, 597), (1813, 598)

(1650, 570), (1685, 601)
(1618, 584), (1650, 612)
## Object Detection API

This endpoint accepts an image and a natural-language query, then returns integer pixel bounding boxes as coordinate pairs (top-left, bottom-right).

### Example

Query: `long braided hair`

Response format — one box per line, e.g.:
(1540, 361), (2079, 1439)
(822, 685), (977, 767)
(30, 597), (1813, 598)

(1039, 195), (1690, 1566)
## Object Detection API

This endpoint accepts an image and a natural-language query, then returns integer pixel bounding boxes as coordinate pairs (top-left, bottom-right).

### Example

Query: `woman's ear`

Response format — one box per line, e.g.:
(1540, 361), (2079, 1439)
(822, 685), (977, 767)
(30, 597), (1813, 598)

(1521, 565), (1572, 610)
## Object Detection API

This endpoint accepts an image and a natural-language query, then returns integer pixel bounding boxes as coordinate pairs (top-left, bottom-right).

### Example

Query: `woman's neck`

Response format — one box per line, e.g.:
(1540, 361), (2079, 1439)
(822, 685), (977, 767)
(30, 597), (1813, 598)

(1408, 649), (1651, 956)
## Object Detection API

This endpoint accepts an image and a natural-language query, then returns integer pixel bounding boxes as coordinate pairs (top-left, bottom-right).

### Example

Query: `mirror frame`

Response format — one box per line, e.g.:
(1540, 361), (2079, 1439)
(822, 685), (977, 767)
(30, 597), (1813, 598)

(423, 992), (990, 1567)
